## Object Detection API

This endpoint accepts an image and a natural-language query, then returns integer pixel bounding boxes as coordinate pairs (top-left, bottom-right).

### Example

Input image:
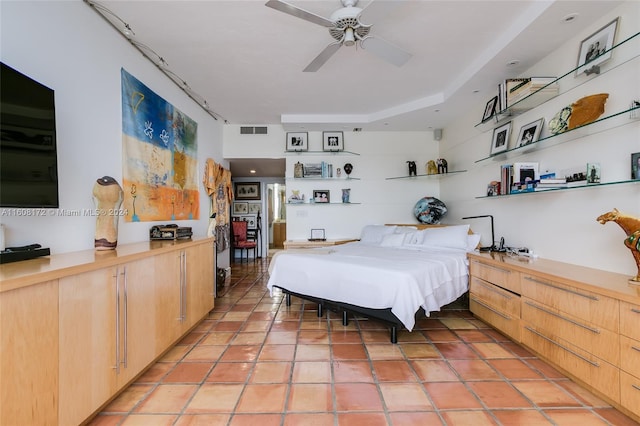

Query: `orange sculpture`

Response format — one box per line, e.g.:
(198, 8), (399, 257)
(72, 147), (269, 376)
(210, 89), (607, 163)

(597, 208), (640, 282)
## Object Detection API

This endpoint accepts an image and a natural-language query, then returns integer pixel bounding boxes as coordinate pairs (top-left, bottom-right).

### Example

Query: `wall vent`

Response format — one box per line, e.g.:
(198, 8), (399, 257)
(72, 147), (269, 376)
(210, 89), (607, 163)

(240, 126), (268, 135)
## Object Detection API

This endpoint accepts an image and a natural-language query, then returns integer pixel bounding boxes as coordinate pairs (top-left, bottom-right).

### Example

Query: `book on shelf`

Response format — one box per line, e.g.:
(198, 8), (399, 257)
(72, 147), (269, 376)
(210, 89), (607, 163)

(513, 162), (539, 183)
(507, 77), (558, 106)
(500, 164), (514, 195)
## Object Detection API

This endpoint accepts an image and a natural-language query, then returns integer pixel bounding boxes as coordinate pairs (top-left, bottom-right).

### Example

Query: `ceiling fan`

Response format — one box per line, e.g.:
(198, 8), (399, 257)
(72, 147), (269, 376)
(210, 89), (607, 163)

(265, 0), (412, 72)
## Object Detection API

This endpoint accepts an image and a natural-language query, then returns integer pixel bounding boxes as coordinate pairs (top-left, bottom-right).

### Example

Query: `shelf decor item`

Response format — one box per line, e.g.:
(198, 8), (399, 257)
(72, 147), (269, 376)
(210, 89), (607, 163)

(596, 208), (640, 283)
(576, 17), (619, 76)
(413, 196), (447, 224)
(482, 96), (498, 122)
(343, 163), (353, 177)
(342, 188), (350, 203)
(293, 161), (304, 178)
(286, 132), (308, 151)
(313, 190), (330, 203)
(516, 118), (544, 147)
(549, 93), (609, 134)
(490, 122), (511, 156)
(323, 131), (344, 152)
(93, 176), (124, 251)
(632, 152), (640, 180)
(587, 162), (601, 184)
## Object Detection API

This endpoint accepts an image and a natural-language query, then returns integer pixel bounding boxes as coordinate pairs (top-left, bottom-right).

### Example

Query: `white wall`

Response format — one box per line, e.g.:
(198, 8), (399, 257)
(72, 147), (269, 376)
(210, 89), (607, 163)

(1, 1), (225, 256)
(440, 1), (640, 276)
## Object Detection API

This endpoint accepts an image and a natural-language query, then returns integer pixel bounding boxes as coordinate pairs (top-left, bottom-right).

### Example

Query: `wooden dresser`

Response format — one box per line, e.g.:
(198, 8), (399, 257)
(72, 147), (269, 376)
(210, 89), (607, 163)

(468, 252), (640, 422)
(0, 237), (215, 426)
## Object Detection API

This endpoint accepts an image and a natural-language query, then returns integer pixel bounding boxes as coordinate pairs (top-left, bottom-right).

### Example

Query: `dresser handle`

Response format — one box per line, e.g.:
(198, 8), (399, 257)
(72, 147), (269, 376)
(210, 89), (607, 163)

(523, 276), (599, 301)
(473, 278), (512, 299)
(633, 384), (640, 392)
(524, 301), (600, 334)
(472, 260), (511, 274)
(470, 296), (511, 320)
(632, 346), (640, 353)
(631, 308), (640, 314)
(525, 326), (599, 367)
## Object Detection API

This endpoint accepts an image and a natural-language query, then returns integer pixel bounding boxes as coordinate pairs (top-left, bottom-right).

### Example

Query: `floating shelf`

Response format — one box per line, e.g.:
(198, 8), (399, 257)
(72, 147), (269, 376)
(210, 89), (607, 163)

(386, 170), (467, 180)
(476, 179), (638, 199)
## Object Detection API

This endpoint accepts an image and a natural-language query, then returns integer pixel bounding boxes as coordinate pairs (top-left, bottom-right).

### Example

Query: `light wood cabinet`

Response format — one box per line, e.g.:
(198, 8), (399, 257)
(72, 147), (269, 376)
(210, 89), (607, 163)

(184, 242), (215, 329)
(1, 280), (59, 426)
(620, 301), (640, 419)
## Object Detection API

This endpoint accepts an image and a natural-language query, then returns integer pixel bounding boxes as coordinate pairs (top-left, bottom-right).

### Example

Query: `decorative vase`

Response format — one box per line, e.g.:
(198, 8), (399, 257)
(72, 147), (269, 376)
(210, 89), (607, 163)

(342, 188), (351, 203)
(343, 163), (353, 177)
(93, 176), (124, 250)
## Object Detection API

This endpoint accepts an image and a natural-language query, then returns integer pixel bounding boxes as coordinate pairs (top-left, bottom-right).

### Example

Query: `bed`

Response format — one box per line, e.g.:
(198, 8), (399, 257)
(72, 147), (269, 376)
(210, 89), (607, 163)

(267, 224), (480, 343)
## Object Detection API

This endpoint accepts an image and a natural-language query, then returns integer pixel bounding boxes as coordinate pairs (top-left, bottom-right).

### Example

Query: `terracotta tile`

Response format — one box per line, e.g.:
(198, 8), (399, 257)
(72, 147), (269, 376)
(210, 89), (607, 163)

(135, 363), (174, 383)
(416, 318), (447, 329)
(371, 360), (417, 382)
(283, 413), (335, 426)
(163, 363), (212, 383)
(555, 380), (610, 407)
(331, 331), (363, 344)
(423, 382), (483, 410)
(292, 361), (331, 383)
(335, 383), (384, 411)
(134, 384), (198, 413)
(102, 384), (153, 412)
(287, 384), (333, 411)
(401, 343), (441, 359)
(201, 332), (235, 345)
(594, 408), (640, 426)
(299, 319), (328, 330)
(222, 311), (252, 321)
(230, 303), (256, 312)
(360, 330), (392, 343)
(298, 330), (329, 344)
(86, 414), (124, 426)
(544, 409), (610, 425)
(183, 345), (226, 362)
(424, 329), (461, 342)
(433, 342), (479, 359)
(336, 412), (388, 426)
(206, 362), (253, 383)
(488, 358), (543, 380)
(440, 410), (498, 425)
(179, 331), (206, 345)
(388, 412), (443, 425)
(270, 322), (300, 332)
(258, 344), (296, 361)
(411, 360), (459, 382)
(250, 362), (291, 383)
(365, 343), (405, 360)
(210, 321), (244, 332)
(511, 381), (581, 407)
(219, 345), (261, 362)
(235, 384), (288, 413)
(120, 414), (178, 425)
(396, 330), (429, 343)
(184, 383), (244, 413)
(173, 414), (232, 426)
(357, 319), (387, 330)
(379, 382), (433, 411)
(333, 361), (375, 383)
(332, 343), (367, 360)
(160, 345), (191, 362)
(231, 331), (267, 345)
(467, 381), (533, 408)
(502, 341), (536, 357)
(471, 342), (516, 358)
(455, 329), (494, 342)
(228, 413), (283, 426)
(265, 331), (298, 344)
(491, 409), (553, 425)
(449, 359), (501, 380)
(295, 344), (330, 361)
(329, 319), (358, 331)
(439, 318), (478, 330)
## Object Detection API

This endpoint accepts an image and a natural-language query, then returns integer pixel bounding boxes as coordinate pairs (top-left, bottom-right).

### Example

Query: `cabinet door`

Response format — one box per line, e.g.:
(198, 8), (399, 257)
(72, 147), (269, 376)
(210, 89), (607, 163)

(184, 242), (215, 330)
(153, 250), (183, 351)
(59, 268), (118, 426)
(1, 280), (59, 426)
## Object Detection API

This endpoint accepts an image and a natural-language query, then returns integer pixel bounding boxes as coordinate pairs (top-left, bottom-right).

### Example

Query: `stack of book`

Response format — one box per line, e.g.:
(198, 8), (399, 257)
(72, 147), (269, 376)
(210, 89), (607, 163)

(498, 77), (558, 110)
(535, 177), (567, 191)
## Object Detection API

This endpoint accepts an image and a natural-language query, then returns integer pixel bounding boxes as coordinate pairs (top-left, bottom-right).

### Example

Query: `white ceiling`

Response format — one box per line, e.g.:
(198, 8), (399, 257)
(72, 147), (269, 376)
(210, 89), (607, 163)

(92, 0), (621, 176)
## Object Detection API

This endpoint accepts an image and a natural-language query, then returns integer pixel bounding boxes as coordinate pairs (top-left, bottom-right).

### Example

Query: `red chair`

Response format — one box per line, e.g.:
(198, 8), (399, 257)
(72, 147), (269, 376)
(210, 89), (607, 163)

(232, 220), (256, 262)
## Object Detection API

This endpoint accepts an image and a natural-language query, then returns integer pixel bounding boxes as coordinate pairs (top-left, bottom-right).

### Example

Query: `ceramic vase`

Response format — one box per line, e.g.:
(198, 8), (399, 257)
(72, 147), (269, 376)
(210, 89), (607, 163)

(93, 176), (124, 250)
(342, 188), (351, 203)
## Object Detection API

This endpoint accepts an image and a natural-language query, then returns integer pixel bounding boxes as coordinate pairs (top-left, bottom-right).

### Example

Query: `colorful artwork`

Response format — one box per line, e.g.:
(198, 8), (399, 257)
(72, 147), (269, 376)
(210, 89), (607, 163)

(121, 69), (199, 222)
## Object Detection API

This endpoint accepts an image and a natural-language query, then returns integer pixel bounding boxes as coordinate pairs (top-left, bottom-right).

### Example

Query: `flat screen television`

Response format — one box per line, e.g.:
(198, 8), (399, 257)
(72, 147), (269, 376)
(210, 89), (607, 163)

(1, 62), (59, 208)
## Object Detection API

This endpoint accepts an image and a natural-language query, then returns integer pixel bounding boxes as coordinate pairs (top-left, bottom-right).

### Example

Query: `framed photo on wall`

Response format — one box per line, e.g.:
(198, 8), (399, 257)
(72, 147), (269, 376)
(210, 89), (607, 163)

(232, 202), (248, 215)
(234, 182), (261, 200)
(576, 17), (619, 76)
(312, 190), (330, 203)
(631, 152), (640, 180)
(239, 214), (257, 230)
(490, 122), (511, 156)
(248, 203), (261, 214)
(516, 118), (544, 148)
(286, 132), (308, 151)
(323, 131), (344, 152)
(482, 96), (498, 122)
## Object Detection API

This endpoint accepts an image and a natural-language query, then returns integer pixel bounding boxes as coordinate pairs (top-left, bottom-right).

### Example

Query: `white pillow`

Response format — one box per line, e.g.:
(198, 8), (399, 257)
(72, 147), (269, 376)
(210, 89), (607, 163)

(420, 225), (470, 250)
(359, 225), (397, 244)
(466, 234), (482, 251)
(379, 233), (405, 247)
(402, 229), (426, 246)
(394, 226), (417, 234)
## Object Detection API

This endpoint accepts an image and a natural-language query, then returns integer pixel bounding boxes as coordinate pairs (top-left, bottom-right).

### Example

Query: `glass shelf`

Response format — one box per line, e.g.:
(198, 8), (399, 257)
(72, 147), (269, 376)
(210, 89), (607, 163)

(386, 170), (467, 180)
(287, 176), (360, 181)
(475, 179), (638, 199)
(284, 150), (360, 156)
(286, 202), (361, 205)
(475, 105), (640, 163)
(474, 31), (640, 132)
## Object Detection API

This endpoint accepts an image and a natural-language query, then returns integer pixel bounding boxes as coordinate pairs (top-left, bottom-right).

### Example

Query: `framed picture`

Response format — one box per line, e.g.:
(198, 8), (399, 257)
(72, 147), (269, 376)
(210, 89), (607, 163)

(482, 96), (498, 122)
(239, 214), (257, 230)
(286, 132), (308, 151)
(631, 152), (640, 180)
(490, 121), (511, 156)
(312, 190), (330, 203)
(587, 162), (601, 184)
(309, 228), (326, 241)
(232, 202), (248, 215)
(303, 163), (323, 178)
(323, 131), (344, 151)
(248, 203), (261, 214)
(516, 118), (544, 148)
(576, 17), (619, 76)
(234, 182), (261, 200)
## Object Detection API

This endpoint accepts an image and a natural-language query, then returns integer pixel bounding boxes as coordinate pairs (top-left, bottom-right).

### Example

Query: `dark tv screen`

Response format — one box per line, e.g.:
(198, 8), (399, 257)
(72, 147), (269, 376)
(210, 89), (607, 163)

(1, 62), (59, 208)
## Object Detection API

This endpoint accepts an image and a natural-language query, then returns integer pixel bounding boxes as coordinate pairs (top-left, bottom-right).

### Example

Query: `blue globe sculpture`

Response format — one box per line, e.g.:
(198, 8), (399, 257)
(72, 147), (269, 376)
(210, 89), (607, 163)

(414, 197), (447, 224)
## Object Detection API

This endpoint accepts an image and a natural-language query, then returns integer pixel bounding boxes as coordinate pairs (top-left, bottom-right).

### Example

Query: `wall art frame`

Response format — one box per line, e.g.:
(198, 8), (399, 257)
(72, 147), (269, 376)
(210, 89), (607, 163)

(482, 96), (498, 122)
(323, 131), (344, 152)
(232, 202), (248, 215)
(286, 132), (308, 151)
(631, 152), (640, 180)
(239, 214), (257, 230)
(490, 121), (511, 156)
(576, 17), (619, 76)
(313, 190), (330, 203)
(234, 182), (261, 200)
(516, 118), (544, 148)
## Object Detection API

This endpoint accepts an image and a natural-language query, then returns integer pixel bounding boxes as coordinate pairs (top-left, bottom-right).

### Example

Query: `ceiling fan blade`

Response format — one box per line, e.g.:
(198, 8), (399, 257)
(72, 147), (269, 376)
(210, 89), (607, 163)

(265, 0), (335, 27)
(303, 42), (342, 72)
(358, 0), (403, 25)
(360, 36), (411, 67)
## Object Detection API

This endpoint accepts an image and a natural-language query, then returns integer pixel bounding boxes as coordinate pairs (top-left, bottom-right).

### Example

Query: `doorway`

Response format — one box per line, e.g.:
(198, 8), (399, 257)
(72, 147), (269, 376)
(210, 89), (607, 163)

(267, 183), (286, 250)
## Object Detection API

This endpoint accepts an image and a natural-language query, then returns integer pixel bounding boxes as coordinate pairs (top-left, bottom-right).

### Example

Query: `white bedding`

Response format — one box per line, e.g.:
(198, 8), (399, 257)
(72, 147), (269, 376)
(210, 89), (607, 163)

(267, 241), (469, 331)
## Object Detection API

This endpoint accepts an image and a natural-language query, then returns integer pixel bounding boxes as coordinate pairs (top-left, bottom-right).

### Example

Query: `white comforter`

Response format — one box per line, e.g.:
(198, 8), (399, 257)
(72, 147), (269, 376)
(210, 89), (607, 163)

(267, 242), (469, 331)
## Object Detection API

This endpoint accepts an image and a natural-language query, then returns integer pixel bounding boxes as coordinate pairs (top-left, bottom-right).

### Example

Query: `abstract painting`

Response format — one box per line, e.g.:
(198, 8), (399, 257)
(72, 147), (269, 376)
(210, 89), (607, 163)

(121, 69), (199, 222)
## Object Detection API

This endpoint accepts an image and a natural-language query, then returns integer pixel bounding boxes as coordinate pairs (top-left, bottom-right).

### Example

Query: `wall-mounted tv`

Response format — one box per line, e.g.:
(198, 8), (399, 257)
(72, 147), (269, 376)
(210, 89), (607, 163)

(1, 62), (59, 208)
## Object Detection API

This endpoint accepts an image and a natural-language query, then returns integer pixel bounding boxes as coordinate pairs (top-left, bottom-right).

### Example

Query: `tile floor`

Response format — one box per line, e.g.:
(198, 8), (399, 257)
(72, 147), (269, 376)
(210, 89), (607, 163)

(89, 257), (639, 426)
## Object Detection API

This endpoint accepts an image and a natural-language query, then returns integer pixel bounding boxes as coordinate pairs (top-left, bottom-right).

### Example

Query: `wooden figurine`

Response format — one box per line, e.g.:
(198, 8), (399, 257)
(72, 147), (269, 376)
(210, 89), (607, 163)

(597, 208), (640, 282)
(407, 161), (417, 176)
(93, 176), (124, 250)
(437, 158), (448, 174)
(426, 160), (437, 175)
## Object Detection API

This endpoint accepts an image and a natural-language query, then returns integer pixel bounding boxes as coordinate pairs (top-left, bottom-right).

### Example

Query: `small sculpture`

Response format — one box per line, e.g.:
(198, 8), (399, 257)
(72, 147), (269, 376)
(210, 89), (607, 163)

(426, 160), (437, 175)
(343, 163), (353, 177)
(437, 158), (448, 174)
(294, 162), (303, 178)
(407, 161), (417, 176)
(93, 176), (124, 250)
(336, 168), (341, 177)
(597, 208), (640, 282)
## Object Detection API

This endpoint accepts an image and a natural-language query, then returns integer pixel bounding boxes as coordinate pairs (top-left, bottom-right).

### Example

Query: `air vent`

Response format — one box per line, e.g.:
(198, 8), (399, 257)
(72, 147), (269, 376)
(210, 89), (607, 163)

(240, 126), (268, 135)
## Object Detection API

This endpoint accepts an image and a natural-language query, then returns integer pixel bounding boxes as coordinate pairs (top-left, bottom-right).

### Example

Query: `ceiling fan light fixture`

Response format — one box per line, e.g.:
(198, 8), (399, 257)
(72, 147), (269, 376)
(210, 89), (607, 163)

(344, 27), (356, 46)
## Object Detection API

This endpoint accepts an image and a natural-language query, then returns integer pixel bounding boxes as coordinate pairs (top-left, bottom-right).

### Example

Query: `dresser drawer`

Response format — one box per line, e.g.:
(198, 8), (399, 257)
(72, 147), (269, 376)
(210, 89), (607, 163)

(470, 296), (520, 341)
(469, 259), (520, 294)
(522, 298), (619, 366)
(521, 325), (619, 403)
(470, 276), (520, 317)
(520, 274), (618, 332)
(621, 335), (640, 377)
(620, 371), (640, 419)
(620, 301), (640, 341)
